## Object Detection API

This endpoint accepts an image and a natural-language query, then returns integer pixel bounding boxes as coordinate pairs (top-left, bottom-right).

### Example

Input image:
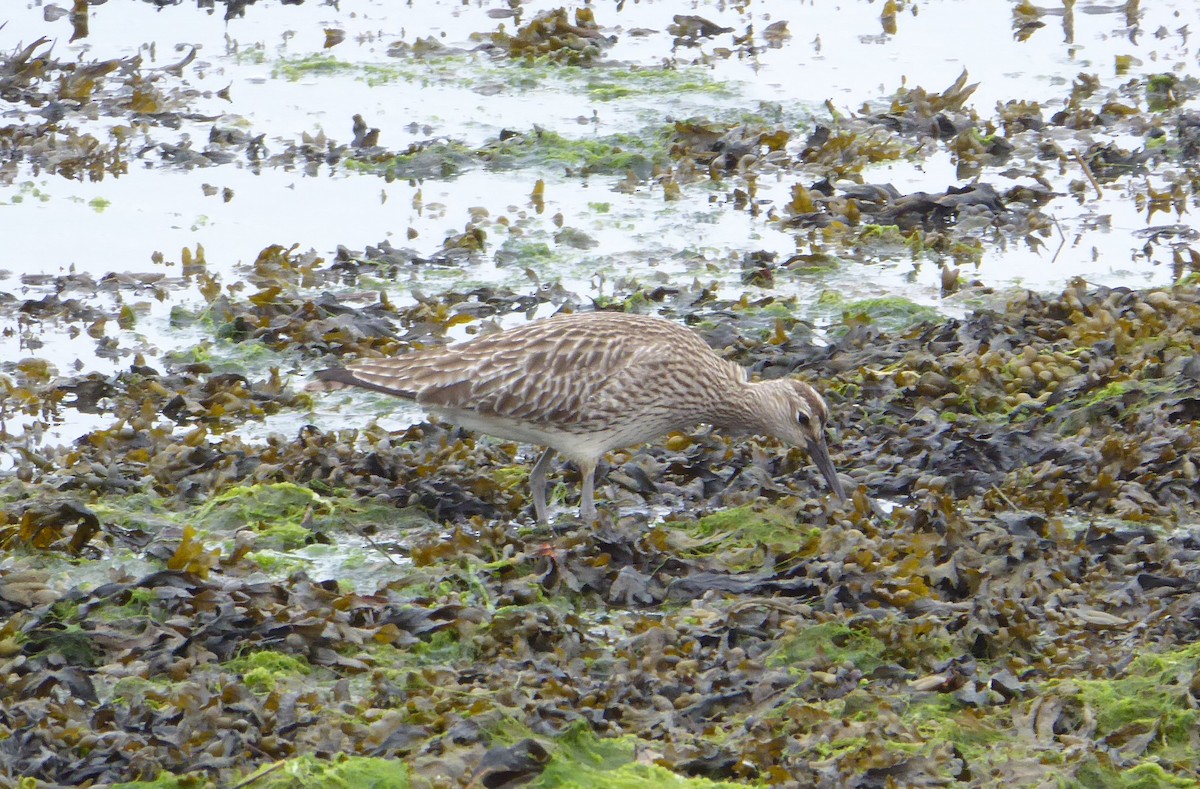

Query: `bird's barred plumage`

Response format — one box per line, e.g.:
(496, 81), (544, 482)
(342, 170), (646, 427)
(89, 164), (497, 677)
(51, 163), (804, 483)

(310, 311), (846, 523)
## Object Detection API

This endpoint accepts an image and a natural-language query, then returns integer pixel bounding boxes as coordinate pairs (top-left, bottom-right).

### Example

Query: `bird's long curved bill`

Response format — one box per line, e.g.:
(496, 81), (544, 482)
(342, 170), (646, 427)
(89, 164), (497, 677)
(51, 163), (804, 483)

(808, 435), (848, 502)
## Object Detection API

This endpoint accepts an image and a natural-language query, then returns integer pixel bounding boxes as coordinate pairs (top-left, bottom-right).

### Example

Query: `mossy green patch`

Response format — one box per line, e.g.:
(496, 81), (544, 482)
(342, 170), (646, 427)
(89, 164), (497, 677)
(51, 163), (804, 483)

(89, 493), (177, 533)
(96, 484), (423, 585)
(408, 628), (472, 666)
(161, 334), (286, 376)
(360, 57), (466, 88)
(192, 482), (401, 549)
(26, 619), (96, 666)
(828, 295), (941, 335)
(109, 675), (176, 707)
(94, 586), (158, 623)
(657, 505), (820, 571)
(731, 299), (797, 320)
(1079, 380), (1134, 407)
(227, 651), (313, 694)
(238, 754), (408, 789)
(1071, 642), (1200, 752)
(245, 550), (313, 574)
(819, 736), (874, 760)
(367, 627), (477, 673)
(491, 465), (530, 490)
(902, 695), (1008, 761)
(481, 128), (667, 174)
(271, 52), (729, 105)
(582, 66), (732, 102)
(484, 721), (746, 789)
(112, 774), (209, 789)
(272, 54), (358, 81)
(1051, 377), (1184, 433)
(769, 622), (886, 673)
(227, 650), (313, 676)
(195, 482), (323, 547)
(1068, 760), (1200, 789)
(126, 753), (405, 789)
(536, 760), (746, 788)
(360, 139), (475, 180)
(495, 238), (557, 268)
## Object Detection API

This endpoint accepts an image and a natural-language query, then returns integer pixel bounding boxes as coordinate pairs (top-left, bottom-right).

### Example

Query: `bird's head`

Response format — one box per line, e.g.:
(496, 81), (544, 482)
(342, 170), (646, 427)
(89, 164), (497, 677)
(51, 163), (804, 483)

(753, 378), (847, 502)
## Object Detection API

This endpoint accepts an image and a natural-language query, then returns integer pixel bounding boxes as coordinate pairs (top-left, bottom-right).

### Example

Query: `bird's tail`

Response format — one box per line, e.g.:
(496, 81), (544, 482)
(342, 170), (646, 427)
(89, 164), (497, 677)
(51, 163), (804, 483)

(305, 368), (356, 392)
(306, 366), (420, 399)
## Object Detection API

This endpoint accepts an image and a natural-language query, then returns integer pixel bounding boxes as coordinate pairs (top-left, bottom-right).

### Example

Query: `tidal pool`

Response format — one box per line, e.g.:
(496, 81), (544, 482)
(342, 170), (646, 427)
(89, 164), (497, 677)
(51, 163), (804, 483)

(1, 0), (1198, 445)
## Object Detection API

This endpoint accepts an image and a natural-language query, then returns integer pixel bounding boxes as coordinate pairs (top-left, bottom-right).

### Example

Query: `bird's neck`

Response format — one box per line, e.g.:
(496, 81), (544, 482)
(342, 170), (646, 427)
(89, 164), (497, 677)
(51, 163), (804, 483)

(705, 377), (777, 436)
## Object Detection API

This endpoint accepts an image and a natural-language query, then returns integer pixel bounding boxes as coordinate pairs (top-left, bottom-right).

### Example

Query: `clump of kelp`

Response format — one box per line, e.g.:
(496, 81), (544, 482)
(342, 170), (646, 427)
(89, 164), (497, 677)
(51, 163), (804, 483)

(488, 7), (611, 66)
(3, 267), (1200, 787)
(5, 6), (1200, 787)
(0, 37), (210, 183)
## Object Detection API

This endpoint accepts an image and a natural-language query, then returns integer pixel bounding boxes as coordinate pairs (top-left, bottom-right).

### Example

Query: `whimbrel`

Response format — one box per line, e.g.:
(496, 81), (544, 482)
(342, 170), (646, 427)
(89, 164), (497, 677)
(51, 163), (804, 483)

(309, 311), (847, 523)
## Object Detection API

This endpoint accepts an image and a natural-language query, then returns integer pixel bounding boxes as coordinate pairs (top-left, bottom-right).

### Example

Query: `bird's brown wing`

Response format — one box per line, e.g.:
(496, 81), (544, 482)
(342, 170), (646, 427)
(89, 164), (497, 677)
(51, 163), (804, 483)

(311, 313), (733, 429)
(313, 317), (647, 427)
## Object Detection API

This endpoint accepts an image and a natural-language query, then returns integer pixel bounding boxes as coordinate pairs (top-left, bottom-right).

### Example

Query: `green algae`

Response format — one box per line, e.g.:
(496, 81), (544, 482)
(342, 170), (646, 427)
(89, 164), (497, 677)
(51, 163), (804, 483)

(367, 628), (477, 672)
(406, 628), (474, 665)
(245, 550), (315, 575)
(272, 54), (358, 81)
(2, 181), (51, 205)
(24, 618), (95, 666)
(94, 493), (209, 533)
(834, 296), (942, 334)
(271, 50), (730, 115)
(694, 505), (815, 549)
(93, 586), (157, 623)
(489, 722), (747, 789)
(901, 695), (1008, 761)
(1068, 761), (1200, 789)
(233, 652), (313, 694)
(88, 486), (414, 585)
(490, 465), (530, 491)
(891, 643), (1200, 786)
(356, 115), (673, 180)
(1070, 643), (1200, 754)
(112, 775), (209, 789)
(361, 59), (466, 88)
(495, 239), (557, 268)
(161, 334), (285, 375)
(222, 754), (409, 789)
(655, 505), (821, 571)
(536, 760), (746, 788)
(259, 755), (408, 788)
(729, 299), (799, 321)
(480, 128), (665, 174)
(768, 623), (886, 673)
(195, 482), (325, 546)
(364, 140), (475, 181)
(193, 482), (400, 547)
(226, 650), (313, 677)
(582, 66), (732, 102)
(106, 715), (407, 786)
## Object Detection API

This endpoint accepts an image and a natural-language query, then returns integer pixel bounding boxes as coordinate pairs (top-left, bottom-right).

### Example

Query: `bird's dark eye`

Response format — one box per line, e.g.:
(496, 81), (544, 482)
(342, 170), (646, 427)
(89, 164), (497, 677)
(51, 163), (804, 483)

(797, 412), (811, 426)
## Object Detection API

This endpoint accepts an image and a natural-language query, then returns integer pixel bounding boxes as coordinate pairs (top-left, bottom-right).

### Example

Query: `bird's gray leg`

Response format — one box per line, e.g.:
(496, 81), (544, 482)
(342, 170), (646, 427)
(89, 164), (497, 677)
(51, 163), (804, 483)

(577, 457), (598, 524)
(529, 448), (556, 525)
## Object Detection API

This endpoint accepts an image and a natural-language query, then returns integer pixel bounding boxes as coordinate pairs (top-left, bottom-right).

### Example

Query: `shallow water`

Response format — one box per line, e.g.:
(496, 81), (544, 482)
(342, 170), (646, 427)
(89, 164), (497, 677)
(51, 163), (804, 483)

(1, 0), (1198, 448)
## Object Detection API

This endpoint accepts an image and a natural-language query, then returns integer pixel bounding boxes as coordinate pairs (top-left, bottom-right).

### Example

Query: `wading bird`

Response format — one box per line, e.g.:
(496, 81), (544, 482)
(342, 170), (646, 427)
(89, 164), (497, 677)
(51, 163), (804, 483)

(310, 311), (847, 523)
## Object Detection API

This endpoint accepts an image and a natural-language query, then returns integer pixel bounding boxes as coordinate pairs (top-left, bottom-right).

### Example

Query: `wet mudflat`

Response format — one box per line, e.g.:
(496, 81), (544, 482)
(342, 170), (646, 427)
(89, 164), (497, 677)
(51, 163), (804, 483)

(2, 1), (1200, 787)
